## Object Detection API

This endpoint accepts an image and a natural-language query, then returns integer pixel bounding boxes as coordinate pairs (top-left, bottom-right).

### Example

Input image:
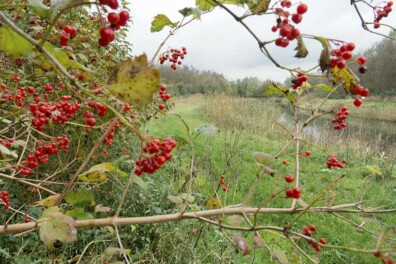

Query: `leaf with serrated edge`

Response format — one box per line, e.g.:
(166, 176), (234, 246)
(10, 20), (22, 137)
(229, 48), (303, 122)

(64, 190), (94, 206)
(107, 54), (160, 105)
(65, 207), (93, 220)
(151, 14), (178, 32)
(39, 215), (77, 246)
(247, 0), (270, 14)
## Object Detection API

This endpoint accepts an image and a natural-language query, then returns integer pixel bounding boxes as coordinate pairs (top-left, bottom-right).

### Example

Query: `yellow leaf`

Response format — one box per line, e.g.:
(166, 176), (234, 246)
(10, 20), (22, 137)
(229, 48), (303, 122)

(206, 197), (222, 209)
(331, 66), (358, 94)
(107, 54), (160, 105)
(35, 194), (60, 208)
(78, 162), (115, 183)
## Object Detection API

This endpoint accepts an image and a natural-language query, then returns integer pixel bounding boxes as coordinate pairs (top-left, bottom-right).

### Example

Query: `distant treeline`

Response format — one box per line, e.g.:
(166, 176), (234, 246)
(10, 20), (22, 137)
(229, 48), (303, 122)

(159, 32), (395, 98)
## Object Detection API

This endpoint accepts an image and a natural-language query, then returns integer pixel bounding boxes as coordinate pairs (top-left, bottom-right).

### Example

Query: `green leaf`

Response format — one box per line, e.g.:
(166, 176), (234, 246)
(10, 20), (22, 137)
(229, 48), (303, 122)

(107, 54), (160, 106)
(294, 36), (309, 58)
(179, 193), (195, 203)
(254, 152), (275, 166)
(167, 195), (183, 204)
(195, 124), (220, 135)
(264, 84), (296, 105)
(38, 206), (62, 221)
(51, 0), (89, 11)
(271, 250), (290, 264)
(0, 26), (34, 57)
(39, 215), (77, 246)
(65, 207), (93, 220)
(104, 247), (131, 257)
(39, 42), (93, 75)
(150, 14), (178, 33)
(64, 189), (95, 207)
(131, 175), (148, 190)
(34, 195), (60, 208)
(315, 36), (330, 72)
(246, 0), (270, 14)
(195, 0), (216, 11)
(29, 0), (53, 20)
(179, 7), (202, 19)
(0, 144), (18, 158)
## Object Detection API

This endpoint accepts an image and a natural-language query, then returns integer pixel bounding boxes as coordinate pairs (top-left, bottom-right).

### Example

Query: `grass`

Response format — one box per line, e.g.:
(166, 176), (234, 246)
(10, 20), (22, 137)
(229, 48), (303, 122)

(146, 94), (396, 263)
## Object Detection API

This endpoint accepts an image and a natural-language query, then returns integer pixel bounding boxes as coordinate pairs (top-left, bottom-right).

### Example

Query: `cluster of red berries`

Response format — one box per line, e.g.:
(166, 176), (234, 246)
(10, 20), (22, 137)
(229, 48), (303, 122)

(99, 10), (130, 47)
(272, 3), (308, 47)
(19, 136), (69, 176)
(0, 138), (14, 148)
(29, 98), (81, 131)
(219, 175), (230, 192)
(134, 138), (177, 176)
(326, 155), (346, 169)
(373, 1), (393, 29)
(99, 0), (119, 9)
(0, 85), (27, 106)
(87, 100), (108, 117)
(24, 215), (31, 223)
(352, 84), (370, 107)
(83, 110), (96, 127)
(332, 106), (349, 130)
(0, 191), (10, 210)
(286, 187), (301, 199)
(159, 47), (187, 70)
(302, 225), (326, 252)
(60, 25), (77, 46)
(102, 122), (120, 146)
(329, 42), (355, 70)
(290, 73), (307, 89)
(158, 83), (172, 111)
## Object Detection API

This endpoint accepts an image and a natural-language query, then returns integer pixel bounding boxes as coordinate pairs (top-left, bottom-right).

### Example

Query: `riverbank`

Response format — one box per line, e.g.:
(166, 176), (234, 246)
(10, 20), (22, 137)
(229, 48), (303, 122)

(296, 98), (396, 122)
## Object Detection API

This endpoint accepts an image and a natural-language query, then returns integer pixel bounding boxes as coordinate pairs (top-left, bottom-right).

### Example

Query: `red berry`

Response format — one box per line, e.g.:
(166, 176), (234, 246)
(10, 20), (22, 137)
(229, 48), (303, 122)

(285, 174), (294, 183)
(353, 99), (363, 107)
(309, 225), (316, 231)
(119, 10), (130, 26)
(319, 238), (326, 244)
(291, 13), (303, 24)
(292, 187), (301, 199)
(107, 12), (120, 25)
(100, 27), (115, 42)
(296, 3), (308, 14)
(342, 51), (352, 60)
(285, 188), (294, 198)
(282, 160), (288, 165)
(357, 56), (366, 65)
(60, 33), (69, 46)
(360, 88), (369, 97)
(305, 151), (311, 157)
(373, 251), (381, 258)
(159, 104), (165, 110)
(64, 25), (77, 36)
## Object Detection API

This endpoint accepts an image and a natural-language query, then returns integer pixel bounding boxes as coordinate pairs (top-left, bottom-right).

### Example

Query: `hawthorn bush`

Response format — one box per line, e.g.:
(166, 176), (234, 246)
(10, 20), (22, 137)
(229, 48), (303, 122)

(0, 0), (395, 263)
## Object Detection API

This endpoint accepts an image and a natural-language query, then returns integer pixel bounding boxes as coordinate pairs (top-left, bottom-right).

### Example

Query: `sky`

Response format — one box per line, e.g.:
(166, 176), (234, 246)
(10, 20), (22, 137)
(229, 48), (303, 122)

(127, 1), (392, 82)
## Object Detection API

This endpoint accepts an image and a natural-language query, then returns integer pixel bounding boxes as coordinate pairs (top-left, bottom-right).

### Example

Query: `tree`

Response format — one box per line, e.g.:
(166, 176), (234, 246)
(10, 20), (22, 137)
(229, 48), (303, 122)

(0, 0), (395, 263)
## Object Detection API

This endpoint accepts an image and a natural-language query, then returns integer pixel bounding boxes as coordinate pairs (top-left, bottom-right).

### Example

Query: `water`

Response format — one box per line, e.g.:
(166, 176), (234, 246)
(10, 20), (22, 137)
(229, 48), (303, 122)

(277, 111), (396, 156)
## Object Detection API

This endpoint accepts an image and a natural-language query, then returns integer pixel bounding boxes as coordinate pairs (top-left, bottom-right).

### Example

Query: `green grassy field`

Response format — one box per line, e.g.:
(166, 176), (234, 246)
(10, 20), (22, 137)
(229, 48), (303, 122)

(146, 94), (396, 263)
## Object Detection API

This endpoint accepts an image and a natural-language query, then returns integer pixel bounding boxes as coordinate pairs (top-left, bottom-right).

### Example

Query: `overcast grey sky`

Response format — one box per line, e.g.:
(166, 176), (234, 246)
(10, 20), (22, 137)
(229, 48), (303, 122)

(127, 1), (392, 82)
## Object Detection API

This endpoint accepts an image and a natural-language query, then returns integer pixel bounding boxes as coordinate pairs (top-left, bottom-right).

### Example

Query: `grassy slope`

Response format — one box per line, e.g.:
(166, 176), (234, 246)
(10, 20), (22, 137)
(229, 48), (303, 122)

(148, 94), (395, 264)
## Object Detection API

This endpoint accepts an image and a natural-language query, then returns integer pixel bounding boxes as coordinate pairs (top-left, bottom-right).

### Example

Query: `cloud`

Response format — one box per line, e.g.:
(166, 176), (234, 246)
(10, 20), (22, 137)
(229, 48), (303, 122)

(128, 0), (390, 81)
